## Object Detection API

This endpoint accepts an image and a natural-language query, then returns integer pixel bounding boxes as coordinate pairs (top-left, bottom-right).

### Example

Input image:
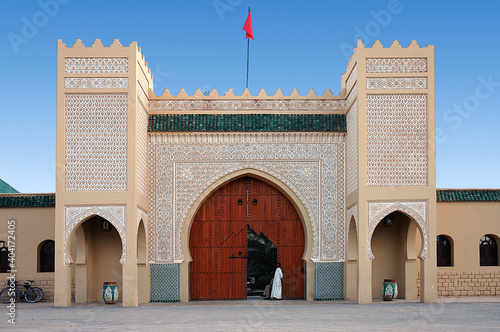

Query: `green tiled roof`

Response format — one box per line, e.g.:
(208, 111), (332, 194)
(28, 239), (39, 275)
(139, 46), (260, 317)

(437, 189), (500, 202)
(0, 194), (55, 208)
(0, 179), (19, 194)
(148, 114), (347, 132)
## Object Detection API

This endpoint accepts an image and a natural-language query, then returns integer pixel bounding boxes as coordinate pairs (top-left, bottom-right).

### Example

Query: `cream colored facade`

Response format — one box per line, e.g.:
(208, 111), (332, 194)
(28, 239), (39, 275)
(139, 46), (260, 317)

(0, 38), (498, 306)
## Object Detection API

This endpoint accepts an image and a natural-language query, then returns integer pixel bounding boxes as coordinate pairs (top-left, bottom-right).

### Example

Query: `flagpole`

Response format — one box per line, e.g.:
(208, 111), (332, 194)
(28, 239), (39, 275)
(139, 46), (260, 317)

(246, 7), (250, 89)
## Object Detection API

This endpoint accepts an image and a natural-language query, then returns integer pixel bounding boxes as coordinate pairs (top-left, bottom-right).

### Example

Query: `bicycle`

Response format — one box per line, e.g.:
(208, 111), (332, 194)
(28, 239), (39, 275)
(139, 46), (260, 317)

(0, 280), (44, 303)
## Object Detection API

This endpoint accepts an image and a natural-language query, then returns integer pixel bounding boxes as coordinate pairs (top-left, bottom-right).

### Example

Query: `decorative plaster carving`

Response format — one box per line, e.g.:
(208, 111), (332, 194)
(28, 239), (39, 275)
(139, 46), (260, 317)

(366, 94), (428, 187)
(148, 99), (346, 112)
(65, 57), (129, 73)
(148, 133), (345, 263)
(65, 94), (128, 191)
(64, 77), (128, 89)
(365, 58), (427, 73)
(137, 99), (149, 197)
(64, 206), (127, 265)
(346, 100), (358, 195)
(367, 201), (428, 260)
(366, 77), (428, 90)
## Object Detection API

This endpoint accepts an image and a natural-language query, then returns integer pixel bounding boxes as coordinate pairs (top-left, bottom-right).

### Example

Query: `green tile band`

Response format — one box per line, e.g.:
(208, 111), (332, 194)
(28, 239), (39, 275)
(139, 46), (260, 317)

(437, 190), (500, 202)
(148, 114), (346, 132)
(0, 194), (55, 208)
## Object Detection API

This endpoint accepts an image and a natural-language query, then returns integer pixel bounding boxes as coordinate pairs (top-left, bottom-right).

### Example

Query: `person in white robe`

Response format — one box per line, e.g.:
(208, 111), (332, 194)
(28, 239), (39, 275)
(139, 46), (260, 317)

(270, 263), (283, 300)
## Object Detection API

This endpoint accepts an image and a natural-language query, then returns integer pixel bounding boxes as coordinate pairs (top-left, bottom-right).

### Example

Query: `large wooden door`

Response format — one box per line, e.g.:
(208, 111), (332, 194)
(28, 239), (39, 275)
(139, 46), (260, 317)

(189, 177), (305, 300)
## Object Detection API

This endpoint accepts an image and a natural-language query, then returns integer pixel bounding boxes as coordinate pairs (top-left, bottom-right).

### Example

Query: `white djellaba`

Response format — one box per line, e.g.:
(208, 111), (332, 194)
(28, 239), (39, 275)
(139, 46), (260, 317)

(270, 265), (283, 300)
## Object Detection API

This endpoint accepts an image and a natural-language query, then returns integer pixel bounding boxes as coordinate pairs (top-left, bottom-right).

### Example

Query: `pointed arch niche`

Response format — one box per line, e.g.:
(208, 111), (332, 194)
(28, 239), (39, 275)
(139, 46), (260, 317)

(368, 201), (428, 300)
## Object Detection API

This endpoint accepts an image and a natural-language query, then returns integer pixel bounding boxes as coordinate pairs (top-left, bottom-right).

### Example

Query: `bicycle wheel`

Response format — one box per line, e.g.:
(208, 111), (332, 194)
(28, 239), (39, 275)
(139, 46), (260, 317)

(0, 287), (20, 304)
(31, 287), (44, 303)
(24, 288), (39, 303)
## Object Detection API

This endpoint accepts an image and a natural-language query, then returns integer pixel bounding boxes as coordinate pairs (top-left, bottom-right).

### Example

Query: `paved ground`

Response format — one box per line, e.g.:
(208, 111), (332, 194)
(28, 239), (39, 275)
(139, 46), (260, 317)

(2, 297), (500, 331)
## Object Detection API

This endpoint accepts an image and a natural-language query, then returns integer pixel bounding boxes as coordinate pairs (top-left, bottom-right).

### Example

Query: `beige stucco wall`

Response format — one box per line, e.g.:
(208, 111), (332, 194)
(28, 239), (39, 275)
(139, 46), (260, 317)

(435, 201), (500, 296)
(0, 206), (60, 301)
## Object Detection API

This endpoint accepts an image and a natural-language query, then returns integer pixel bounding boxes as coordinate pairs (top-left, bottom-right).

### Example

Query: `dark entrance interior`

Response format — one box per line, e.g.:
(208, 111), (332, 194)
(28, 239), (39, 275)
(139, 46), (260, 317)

(189, 177), (305, 300)
(247, 225), (277, 296)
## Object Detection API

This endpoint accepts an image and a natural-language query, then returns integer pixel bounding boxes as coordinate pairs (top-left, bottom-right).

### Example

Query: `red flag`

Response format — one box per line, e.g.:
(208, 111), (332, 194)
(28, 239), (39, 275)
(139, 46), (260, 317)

(243, 10), (253, 40)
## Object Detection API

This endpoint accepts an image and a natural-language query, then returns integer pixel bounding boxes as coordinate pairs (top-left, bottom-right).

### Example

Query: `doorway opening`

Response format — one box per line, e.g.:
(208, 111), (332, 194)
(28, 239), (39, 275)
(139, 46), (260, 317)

(189, 176), (305, 300)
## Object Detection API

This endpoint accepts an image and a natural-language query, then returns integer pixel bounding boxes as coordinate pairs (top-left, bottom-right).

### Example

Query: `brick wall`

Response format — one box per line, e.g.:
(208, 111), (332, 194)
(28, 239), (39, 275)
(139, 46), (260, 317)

(418, 271), (500, 297)
(1, 276), (75, 302)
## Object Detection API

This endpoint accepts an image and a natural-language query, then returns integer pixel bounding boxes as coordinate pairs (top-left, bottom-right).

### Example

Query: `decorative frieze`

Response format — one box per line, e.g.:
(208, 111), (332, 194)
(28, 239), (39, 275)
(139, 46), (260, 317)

(367, 201), (428, 260)
(65, 57), (129, 73)
(366, 77), (428, 90)
(366, 94), (428, 187)
(65, 94), (128, 191)
(366, 58), (427, 73)
(64, 77), (128, 89)
(64, 206), (127, 265)
(148, 99), (346, 112)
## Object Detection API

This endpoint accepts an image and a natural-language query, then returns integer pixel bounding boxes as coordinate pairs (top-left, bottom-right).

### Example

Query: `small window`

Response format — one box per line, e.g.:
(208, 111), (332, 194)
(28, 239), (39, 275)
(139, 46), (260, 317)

(480, 235), (498, 266)
(0, 241), (8, 273)
(39, 240), (55, 272)
(437, 235), (452, 267)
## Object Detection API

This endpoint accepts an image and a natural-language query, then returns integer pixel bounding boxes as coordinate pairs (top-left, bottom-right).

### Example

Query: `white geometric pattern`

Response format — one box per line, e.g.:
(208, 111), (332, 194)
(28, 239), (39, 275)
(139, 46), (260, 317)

(65, 94), (128, 191)
(367, 201), (428, 260)
(137, 99), (149, 197)
(365, 58), (427, 73)
(65, 57), (129, 73)
(366, 77), (428, 90)
(366, 94), (428, 187)
(64, 78), (128, 89)
(148, 133), (345, 263)
(346, 100), (358, 195)
(148, 99), (346, 112)
(64, 205), (127, 265)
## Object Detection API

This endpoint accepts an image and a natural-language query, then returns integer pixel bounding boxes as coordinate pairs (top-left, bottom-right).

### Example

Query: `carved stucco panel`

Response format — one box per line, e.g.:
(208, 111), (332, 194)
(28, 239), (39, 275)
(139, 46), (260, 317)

(367, 201), (428, 261)
(148, 133), (345, 264)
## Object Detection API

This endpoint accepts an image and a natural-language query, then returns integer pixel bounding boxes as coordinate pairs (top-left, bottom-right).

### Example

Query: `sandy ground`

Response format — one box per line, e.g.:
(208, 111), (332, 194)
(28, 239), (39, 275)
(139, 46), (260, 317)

(1, 296), (499, 331)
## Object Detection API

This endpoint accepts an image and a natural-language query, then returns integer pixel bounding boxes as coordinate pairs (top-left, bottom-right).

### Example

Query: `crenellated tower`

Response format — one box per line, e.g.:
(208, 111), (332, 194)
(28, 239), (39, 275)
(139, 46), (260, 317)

(55, 39), (151, 307)
(343, 40), (436, 303)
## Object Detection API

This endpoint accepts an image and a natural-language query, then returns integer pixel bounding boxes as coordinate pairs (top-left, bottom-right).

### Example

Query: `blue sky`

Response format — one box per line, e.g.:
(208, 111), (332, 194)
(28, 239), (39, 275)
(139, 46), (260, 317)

(0, 0), (499, 193)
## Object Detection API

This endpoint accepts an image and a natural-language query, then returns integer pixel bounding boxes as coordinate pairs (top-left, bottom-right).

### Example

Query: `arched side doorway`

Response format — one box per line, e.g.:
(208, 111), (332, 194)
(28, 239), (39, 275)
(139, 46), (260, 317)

(189, 176), (305, 300)
(371, 211), (423, 299)
(137, 219), (149, 303)
(69, 216), (123, 303)
(345, 215), (358, 301)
